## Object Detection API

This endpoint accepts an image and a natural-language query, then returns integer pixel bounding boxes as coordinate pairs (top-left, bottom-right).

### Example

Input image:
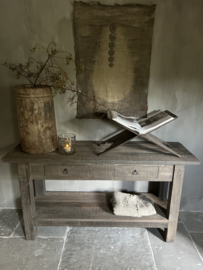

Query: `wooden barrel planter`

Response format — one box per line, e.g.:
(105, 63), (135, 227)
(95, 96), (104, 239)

(15, 85), (58, 154)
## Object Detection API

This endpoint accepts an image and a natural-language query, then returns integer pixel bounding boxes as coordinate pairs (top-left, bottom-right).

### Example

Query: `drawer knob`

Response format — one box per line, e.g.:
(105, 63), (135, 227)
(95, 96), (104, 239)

(63, 168), (68, 174)
(132, 169), (138, 175)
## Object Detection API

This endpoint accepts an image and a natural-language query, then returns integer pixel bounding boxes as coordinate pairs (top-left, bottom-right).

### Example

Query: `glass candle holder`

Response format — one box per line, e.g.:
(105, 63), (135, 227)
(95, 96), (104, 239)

(58, 133), (76, 155)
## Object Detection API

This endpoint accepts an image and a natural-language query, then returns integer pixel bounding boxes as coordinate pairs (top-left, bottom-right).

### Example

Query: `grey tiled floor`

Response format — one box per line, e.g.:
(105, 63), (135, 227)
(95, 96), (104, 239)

(0, 208), (203, 270)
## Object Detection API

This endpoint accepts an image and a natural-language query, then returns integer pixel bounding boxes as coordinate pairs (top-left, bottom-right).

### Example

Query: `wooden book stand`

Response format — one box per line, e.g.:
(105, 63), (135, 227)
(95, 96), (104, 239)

(98, 111), (181, 158)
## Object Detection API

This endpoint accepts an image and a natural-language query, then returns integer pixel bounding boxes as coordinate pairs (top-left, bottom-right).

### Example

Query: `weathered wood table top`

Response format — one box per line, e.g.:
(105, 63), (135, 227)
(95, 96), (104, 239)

(1, 141), (200, 243)
(1, 141), (200, 165)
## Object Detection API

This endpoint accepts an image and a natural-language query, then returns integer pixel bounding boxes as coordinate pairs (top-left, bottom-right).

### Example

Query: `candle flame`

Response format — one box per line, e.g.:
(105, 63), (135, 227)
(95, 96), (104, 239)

(64, 139), (71, 150)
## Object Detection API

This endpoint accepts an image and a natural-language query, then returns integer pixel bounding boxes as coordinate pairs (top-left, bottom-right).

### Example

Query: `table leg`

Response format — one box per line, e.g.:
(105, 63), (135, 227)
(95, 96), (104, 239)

(165, 165), (185, 242)
(34, 180), (45, 196)
(18, 163), (37, 240)
(159, 182), (169, 199)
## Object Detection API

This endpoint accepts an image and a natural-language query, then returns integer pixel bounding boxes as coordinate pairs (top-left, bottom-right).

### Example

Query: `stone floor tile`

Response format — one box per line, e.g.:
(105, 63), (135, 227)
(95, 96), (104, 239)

(0, 237), (64, 270)
(148, 223), (203, 269)
(190, 233), (203, 259)
(14, 221), (68, 238)
(180, 212), (203, 232)
(59, 227), (156, 270)
(0, 209), (22, 237)
(37, 226), (69, 238)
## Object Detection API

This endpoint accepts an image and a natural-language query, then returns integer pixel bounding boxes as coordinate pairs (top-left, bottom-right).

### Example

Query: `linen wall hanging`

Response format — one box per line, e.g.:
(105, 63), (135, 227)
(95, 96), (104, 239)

(74, 2), (156, 118)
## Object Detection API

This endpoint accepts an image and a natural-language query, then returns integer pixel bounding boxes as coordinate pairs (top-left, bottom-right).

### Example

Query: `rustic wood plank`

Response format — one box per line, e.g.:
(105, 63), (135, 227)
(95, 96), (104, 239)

(39, 164), (173, 181)
(165, 165), (185, 242)
(35, 191), (167, 211)
(34, 192), (168, 228)
(30, 179), (36, 217)
(36, 204), (168, 228)
(159, 181), (169, 200)
(98, 131), (137, 156)
(35, 192), (167, 207)
(140, 133), (181, 157)
(29, 164), (45, 178)
(98, 130), (136, 146)
(18, 164), (37, 240)
(37, 219), (167, 228)
(36, 192), (111, 202)
(143, 193), (167, 209)
(45, 165), (90, 179)
(1, 142), (200, 165)
(34, 180), (45, 197)
(41, 164), (173, 181)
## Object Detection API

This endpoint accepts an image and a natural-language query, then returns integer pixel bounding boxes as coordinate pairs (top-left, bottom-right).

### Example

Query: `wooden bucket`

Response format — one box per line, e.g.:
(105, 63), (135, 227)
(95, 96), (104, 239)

(15, 85), (58, 154)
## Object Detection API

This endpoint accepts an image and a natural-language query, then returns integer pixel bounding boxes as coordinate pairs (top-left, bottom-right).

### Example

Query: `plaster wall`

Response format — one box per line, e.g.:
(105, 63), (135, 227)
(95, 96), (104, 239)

(0, 0), (203, 210)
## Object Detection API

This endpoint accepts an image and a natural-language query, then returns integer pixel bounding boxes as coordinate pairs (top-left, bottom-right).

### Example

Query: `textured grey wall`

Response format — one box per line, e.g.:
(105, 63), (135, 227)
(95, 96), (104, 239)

(0, 0), (202, 210)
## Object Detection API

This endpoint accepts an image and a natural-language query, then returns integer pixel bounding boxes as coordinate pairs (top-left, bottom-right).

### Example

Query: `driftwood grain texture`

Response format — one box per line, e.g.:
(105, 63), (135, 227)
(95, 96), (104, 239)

(98, 129), (136, 146)
(35, 192), (168, 228)
(75, 2), (156, 118)
(1, 142), (200, 165)
(2, 142), (199, 242)
(35, 192), (167, 209)
(34, 180), (45, 196)
(165, 165), (185, 242)
(17, 163), (37, 240)
(31, 164), (173, 181)
(15, 85), (57, 154)
(98, 130), (137, 156)
(140, 133), (181, 157)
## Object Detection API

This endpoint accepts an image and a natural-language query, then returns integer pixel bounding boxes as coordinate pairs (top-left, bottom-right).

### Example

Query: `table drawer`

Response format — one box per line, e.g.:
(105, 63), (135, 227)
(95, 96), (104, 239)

(115, 165), (173, 181)
(29, 164), (173, 182)
(45, 164), (115, 180)
(45, 165), (89, 179)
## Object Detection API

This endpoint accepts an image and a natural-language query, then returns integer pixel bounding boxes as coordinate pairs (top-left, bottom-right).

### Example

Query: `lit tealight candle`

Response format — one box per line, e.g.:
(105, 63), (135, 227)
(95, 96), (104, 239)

(64, 141), (71, 153)
(58, 133), (75, 155)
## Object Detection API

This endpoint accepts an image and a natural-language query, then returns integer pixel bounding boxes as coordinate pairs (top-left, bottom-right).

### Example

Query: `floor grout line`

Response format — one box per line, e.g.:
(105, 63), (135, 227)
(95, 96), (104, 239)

(0, 217), (22, 239)
(37, 236), (66, 239)
(0, 236), (14, 239)
(88, 233), (98, 270)
(0, 234), (69, 239)
(10, 218), (22, 238)
(56, 227), (72, 270)
(2, 235), (66, 239)
(146, 229), (158, 270)
(179, 215), (203, 262)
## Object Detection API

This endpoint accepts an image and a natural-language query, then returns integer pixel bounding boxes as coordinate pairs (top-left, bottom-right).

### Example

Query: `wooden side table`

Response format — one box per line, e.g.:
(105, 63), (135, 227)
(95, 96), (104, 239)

(1, 141), (200, 242)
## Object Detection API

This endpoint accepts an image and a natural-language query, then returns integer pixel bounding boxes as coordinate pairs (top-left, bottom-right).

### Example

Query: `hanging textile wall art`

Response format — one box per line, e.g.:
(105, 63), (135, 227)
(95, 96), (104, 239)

(74, 2), (156, 118)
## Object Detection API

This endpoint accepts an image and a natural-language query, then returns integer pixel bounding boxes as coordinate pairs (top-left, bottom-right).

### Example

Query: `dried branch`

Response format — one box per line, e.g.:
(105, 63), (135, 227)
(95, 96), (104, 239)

(2, 42), (110, 116)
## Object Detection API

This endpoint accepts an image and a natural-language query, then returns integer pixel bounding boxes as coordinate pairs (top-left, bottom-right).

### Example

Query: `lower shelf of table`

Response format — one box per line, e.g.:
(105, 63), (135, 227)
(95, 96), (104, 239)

(35, 192), (168, 228)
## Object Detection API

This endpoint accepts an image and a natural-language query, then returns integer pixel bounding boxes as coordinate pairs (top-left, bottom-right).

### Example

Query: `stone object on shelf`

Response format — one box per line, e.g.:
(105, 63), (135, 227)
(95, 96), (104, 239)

(111, 192), (156, 218)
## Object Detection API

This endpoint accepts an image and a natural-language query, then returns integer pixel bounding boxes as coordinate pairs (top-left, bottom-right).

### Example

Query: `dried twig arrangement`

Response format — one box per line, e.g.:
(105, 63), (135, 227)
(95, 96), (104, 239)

(2, 42), (109, 115)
